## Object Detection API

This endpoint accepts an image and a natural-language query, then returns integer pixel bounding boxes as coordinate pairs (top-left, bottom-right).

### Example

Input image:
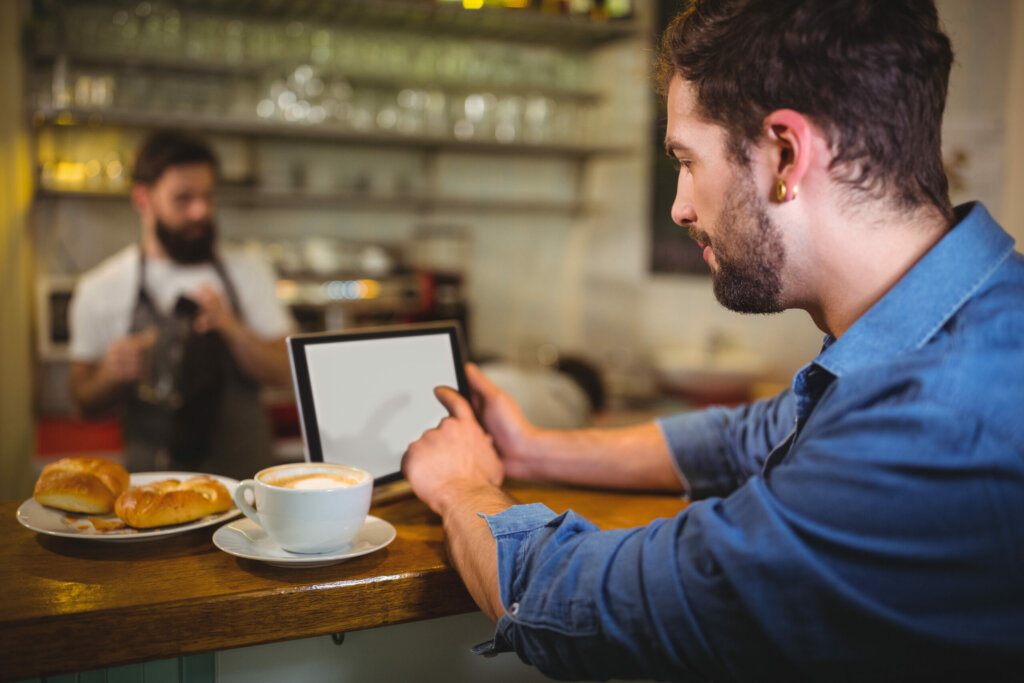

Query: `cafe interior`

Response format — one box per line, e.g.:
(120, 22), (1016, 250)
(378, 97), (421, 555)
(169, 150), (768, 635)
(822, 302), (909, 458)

(0, 1), (1022, 681)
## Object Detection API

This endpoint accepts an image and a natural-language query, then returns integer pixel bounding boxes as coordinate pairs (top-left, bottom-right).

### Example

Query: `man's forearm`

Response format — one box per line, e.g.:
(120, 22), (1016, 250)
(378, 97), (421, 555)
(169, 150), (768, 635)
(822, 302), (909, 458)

(512, 421), (686, 493)
(438, 482), (519, 623)
(220, 328), (291, 387)
(69, 363), (127, 417)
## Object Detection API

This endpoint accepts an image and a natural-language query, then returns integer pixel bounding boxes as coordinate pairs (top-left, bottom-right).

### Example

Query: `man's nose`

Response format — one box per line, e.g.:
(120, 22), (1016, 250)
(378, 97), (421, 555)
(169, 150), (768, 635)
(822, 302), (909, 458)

(670, 183), (696, 227)
(187, 198), (212, 221)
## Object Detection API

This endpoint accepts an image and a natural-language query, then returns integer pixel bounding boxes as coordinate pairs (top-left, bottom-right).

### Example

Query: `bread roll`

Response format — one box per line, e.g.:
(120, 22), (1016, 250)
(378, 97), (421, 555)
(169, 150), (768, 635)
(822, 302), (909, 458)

(33, 456), (131, 514)
(115, 476), (231, 528)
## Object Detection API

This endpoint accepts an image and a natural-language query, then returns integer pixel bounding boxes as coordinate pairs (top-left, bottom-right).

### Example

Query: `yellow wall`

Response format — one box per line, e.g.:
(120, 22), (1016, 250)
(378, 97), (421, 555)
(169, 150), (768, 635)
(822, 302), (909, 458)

(0, 1), (37, 501)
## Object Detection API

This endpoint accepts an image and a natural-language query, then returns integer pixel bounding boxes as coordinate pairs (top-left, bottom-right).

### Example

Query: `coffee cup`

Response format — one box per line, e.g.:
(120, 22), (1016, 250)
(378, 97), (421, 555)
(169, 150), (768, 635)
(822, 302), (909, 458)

(233, 463), (372, 554)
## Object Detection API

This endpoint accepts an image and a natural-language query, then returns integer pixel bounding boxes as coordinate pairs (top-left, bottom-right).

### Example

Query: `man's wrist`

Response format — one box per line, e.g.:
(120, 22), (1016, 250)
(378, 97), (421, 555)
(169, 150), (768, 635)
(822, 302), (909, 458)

(516, 426), (575, 482)
(434, 479), (515, 520)
(95, 363), (129, 392)
(505, 424), (546, 479)
(214, 314), (246, 343)
(76, 366), (127, 415)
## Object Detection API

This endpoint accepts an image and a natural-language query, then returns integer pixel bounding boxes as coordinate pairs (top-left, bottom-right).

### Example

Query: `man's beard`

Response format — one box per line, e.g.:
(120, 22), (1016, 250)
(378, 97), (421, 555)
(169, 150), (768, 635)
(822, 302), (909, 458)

(690, 171), (786, 314)
(155, 218), (216, 265)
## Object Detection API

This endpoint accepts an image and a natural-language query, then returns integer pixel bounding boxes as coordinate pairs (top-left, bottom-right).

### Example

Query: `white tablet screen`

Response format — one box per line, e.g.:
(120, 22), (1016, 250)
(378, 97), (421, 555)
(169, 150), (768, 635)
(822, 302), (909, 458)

(297, 329), (462, 480)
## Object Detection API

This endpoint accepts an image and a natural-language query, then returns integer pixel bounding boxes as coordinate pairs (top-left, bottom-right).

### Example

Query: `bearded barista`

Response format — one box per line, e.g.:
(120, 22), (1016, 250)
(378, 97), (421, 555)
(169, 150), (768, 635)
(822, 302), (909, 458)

(68, 130), (294, 480)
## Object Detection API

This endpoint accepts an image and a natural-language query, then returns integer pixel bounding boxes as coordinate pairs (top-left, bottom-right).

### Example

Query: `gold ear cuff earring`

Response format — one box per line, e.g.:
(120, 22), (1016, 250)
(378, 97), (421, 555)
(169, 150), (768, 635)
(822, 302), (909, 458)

(776, 178), (798, 202)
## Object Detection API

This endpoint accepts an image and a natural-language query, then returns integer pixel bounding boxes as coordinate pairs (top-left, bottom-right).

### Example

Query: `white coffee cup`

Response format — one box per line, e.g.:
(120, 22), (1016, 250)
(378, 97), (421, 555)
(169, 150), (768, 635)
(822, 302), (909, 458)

(233, 463), (372, 554)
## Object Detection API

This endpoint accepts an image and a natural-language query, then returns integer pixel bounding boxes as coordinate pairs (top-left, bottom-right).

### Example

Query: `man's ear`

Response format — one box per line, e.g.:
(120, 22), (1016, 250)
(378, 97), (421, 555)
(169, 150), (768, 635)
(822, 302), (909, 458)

(762, 109), (814, 202)
(130, 184), (151, 216)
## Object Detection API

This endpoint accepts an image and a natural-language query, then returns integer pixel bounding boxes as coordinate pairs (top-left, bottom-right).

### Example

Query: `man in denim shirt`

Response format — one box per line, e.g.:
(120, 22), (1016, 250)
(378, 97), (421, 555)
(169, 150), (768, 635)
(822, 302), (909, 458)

(403, 1), (1024, 680)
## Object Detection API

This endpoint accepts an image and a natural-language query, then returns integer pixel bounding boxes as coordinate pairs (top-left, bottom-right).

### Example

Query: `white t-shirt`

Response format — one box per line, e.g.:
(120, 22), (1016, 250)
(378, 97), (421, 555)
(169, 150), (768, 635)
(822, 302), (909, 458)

(69, 244), (295, 362)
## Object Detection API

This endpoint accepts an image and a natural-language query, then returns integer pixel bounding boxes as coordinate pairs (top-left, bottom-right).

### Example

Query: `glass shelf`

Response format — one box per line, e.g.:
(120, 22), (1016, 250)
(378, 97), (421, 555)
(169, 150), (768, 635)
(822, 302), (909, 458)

(28, 50), (604, 104)
(31, 106), (633, 159)
(42, 0), (640, 49)
(34, 187), (595, 216)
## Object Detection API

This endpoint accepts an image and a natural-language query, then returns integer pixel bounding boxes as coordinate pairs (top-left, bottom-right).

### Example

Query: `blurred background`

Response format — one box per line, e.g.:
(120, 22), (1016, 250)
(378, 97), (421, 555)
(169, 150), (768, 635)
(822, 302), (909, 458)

(1, 0), (1022, 496)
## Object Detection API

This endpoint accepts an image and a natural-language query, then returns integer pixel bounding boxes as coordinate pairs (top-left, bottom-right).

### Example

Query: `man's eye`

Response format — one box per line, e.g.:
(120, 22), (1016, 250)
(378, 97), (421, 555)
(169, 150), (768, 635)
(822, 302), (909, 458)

(665, 150), (691, 172)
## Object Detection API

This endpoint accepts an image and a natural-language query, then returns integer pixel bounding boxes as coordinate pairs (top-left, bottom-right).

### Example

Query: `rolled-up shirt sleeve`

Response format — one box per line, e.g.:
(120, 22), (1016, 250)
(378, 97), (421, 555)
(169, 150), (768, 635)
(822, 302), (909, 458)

(479, 502), (728, 681)
(657, 390), (796, 499)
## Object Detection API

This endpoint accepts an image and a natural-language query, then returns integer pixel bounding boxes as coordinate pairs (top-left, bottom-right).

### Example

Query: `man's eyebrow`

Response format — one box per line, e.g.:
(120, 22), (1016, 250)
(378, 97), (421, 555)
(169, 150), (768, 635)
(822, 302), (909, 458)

(664, 137), (697, 157)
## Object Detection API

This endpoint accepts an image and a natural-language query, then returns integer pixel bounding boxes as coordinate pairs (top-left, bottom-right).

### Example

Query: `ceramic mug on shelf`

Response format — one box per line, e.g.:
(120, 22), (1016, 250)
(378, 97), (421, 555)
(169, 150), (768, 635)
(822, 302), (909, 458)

(233, 463), (372, 554)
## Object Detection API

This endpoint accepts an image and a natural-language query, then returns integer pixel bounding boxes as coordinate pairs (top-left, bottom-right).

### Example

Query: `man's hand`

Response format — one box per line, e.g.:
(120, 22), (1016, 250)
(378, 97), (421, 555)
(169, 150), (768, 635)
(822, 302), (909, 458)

(70, 329), (157, 416)
(467, 364), (684, 492)
(189, 285), (291, 387)
(402, 384), (505, 516)
(192, 285), (240, 336)
(464, 363), (538, 478)
(98, 329), (156, 385)
(403, 383), (517, 622)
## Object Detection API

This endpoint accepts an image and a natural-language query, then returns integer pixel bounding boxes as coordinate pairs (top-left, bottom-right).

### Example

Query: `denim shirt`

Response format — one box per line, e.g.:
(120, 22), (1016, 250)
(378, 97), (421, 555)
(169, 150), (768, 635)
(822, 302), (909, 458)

(477, 204), (1024, 682)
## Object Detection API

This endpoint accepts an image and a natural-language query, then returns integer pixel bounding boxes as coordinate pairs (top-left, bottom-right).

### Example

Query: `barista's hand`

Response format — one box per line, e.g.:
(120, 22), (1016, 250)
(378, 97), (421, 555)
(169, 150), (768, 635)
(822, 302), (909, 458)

(99, 329), (156, 384)
(464, 363), (538, 479)
(403, 385), (504, 516)
(192, 285), (241, 337)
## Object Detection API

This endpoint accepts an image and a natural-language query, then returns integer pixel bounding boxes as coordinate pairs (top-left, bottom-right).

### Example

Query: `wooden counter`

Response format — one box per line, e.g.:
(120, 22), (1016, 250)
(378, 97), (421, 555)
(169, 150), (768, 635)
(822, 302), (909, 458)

(0, 482), (687, 681)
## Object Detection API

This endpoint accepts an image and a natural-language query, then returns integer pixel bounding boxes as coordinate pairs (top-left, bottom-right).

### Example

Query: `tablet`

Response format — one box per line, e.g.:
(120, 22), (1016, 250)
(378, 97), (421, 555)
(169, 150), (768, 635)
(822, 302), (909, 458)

(287, 321), (470, 485)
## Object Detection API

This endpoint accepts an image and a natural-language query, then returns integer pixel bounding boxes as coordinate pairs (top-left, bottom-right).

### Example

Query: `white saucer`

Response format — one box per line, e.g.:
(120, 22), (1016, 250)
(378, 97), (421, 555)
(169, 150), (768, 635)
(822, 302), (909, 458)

(212, 515), (396, 568)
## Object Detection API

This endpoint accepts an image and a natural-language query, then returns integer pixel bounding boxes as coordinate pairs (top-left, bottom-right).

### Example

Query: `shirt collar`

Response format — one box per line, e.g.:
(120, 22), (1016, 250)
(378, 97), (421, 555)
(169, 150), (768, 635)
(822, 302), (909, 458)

(813, 202), (1016, 378)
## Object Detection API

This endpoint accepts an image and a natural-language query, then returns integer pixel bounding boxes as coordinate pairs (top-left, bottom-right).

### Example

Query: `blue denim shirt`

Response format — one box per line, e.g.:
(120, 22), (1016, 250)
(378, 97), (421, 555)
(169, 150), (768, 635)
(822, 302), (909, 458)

(478, 204), (1024, 682)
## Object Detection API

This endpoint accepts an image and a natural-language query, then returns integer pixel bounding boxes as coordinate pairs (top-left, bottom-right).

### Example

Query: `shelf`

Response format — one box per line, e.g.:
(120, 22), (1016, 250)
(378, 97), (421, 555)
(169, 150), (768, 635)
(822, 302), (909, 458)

(34, 188), (595, 216)
(29, 51), (604, 104)
(270, 0), (638, 47)
(31, 106), (633, 160)
(43, 0), (640, 49)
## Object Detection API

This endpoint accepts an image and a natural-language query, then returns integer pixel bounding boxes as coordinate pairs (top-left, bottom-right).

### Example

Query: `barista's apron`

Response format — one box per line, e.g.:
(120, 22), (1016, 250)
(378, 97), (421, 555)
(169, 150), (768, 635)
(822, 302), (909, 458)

(121, 253), (276, 480)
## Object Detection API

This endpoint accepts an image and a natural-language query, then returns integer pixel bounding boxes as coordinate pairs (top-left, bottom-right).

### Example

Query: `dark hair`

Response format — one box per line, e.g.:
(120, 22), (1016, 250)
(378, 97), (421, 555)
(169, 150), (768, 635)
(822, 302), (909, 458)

(131, 130), (219, 185)
(655, 0), (953, 220)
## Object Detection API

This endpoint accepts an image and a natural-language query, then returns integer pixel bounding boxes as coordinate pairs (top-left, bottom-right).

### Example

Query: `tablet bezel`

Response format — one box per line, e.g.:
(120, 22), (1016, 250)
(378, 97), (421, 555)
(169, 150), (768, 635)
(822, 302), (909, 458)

(287, 321), (471, 485)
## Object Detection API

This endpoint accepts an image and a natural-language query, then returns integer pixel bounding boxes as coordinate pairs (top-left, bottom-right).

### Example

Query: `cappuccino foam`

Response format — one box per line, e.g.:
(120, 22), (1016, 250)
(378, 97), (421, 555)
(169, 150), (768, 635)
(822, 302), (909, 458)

(266, 473), (359, 490)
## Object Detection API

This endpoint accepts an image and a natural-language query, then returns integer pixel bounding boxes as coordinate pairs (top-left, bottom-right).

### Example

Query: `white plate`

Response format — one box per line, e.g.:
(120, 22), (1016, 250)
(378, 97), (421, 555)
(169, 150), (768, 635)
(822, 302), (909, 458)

(212, 515), (396, 568)
(16, 471), (241, 542)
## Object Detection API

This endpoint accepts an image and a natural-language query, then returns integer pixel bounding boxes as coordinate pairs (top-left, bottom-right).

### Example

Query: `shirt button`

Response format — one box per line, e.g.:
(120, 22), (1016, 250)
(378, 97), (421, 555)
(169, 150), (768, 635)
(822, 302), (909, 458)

(508, 602), (520, 616)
